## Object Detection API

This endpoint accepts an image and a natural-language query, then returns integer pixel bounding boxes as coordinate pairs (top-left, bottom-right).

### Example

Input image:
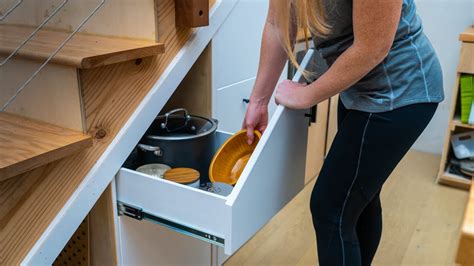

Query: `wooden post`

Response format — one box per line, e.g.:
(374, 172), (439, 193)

(175, 0), (209, 28)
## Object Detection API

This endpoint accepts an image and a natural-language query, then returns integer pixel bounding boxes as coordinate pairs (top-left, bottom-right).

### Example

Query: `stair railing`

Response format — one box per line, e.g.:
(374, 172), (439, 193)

(0, 0), (69, 67)
(1, 0), (107, 112)
(0, 0), (22, 21)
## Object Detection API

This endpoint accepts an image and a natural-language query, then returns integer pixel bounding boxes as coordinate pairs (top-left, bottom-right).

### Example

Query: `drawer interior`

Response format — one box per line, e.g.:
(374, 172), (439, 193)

(122, 130), (232, 191)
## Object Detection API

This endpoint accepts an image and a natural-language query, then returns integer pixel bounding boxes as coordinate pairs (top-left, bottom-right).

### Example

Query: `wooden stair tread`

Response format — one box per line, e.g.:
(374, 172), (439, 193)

(0, 112), (93, 181)
(0, 25), (165, 69)
(460, 27), (474, 43)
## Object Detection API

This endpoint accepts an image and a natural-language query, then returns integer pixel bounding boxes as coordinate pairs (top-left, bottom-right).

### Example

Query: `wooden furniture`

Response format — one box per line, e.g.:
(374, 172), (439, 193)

(0, 112), (92, 181)
(437, 28), (474, 190)
(175, 0), (210, 27)
(457, 181), (474, 264)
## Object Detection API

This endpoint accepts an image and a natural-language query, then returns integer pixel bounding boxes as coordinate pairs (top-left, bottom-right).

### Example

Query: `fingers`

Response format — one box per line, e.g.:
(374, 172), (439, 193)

(246, 125), (255, 145)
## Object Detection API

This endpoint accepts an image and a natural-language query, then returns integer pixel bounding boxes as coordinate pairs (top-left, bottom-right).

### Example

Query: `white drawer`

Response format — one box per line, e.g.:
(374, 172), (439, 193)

(116, 105), (309, 255)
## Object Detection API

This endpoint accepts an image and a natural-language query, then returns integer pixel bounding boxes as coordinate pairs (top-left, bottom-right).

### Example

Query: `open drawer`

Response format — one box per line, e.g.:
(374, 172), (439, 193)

(115, 50), (315, 255)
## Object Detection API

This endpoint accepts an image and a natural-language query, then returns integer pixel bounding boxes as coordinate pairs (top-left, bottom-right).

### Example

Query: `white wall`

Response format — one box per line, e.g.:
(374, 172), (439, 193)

(412, 0), (473, 154)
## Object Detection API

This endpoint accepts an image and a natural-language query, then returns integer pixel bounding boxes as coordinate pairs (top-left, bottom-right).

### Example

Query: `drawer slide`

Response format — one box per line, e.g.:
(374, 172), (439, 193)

(118, 201), (225, 247)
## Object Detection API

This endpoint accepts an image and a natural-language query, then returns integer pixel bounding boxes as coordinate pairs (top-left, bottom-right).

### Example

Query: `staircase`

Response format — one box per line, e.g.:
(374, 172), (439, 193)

(0, 1), (166, 181)
(0, 0), (219, 264)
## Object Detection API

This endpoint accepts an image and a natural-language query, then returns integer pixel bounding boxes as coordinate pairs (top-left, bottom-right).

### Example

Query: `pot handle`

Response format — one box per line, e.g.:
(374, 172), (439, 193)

(160, 108), (191, 133)
(138, 144), (163, 157)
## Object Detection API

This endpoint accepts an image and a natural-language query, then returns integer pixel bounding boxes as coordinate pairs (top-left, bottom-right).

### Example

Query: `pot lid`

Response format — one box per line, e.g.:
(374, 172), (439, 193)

(144, 108), (217, 141)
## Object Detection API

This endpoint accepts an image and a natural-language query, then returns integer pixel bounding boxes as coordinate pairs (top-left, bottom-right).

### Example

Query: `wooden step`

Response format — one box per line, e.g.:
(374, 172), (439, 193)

(0, 25), (165, 69)
(0, 112), (93, 181)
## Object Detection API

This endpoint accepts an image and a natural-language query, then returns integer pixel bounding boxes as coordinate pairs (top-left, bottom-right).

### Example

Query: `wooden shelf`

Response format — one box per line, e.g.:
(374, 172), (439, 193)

(460, 27), (474, 43)
(438, 171), (472, 191)
(451, 117), (474, 130)
(0, 112), (93, 181)
(0, 25), (165, 69)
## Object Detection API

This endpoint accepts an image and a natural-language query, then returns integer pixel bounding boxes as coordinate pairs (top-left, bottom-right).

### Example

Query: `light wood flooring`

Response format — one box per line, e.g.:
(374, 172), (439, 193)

(225, 150), (470, 266)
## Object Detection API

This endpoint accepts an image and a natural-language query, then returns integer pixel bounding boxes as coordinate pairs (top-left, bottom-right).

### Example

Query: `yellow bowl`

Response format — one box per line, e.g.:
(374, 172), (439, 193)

(209, 130), (261, 185)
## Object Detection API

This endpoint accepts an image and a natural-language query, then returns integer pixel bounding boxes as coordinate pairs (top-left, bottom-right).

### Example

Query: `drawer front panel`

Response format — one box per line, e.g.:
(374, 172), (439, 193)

(226, 106), (309, 254)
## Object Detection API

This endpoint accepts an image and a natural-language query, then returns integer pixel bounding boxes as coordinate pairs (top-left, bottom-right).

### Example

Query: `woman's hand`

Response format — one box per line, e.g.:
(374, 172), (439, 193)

(275, 80), (313, 109)
(242, 101), (269, 145)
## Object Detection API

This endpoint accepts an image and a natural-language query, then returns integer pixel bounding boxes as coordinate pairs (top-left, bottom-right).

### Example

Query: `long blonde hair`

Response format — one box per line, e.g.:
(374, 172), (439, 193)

(273, 0), (329, 71)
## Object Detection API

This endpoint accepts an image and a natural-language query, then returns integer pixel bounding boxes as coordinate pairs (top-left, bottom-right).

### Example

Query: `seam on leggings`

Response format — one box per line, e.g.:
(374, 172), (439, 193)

(339, 113), (372, 266)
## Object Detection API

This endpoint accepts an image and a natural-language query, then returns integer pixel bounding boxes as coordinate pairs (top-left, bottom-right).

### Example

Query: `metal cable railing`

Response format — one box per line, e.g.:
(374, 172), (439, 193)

(0, 0), (22, 21)
(1, 0), (107, 112)
(0, 0), (69, 67)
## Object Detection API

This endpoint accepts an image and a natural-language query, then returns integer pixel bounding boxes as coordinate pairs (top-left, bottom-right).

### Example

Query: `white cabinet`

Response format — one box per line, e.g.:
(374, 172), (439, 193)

(214, 78), (255, 133)
(212, 0), (283, 134)
(212, 0), (269, 89)
(118, 216), (212, 266)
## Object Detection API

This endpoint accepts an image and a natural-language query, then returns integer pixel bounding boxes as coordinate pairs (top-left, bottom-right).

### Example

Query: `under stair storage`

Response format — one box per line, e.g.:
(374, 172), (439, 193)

(0, 0), (232, 264)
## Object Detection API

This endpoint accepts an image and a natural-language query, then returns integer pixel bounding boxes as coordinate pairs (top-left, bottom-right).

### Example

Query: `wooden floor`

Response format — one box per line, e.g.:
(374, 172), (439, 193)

(225, 150), (470, 266)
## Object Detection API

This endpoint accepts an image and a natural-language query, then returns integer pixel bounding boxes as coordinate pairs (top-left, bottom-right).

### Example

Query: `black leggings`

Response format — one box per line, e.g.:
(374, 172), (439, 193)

(310, 100), (438, 266)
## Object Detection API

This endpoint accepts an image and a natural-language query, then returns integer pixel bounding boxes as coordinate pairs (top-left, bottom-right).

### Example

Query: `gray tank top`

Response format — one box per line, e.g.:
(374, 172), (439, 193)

(313, 0), (444, 112)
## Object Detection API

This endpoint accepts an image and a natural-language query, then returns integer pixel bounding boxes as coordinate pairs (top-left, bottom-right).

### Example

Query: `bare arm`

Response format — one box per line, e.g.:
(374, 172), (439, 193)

(249, 10), (288, 106)
(243, 0), (295, 143)
(275, 0), (403, 109)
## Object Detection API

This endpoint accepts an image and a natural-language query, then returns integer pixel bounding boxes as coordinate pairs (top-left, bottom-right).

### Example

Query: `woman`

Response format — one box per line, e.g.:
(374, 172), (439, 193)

(242, 0), (444, 265)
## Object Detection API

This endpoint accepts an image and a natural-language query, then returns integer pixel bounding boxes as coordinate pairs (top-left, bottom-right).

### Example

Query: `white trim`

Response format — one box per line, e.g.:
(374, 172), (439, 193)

(21, 1), (239, 264)
(110, 179), (122, 266)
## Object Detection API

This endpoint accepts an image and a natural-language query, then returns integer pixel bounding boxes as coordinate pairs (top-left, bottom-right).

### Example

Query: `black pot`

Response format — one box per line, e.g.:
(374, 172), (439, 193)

(137, 108), (218, 184)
